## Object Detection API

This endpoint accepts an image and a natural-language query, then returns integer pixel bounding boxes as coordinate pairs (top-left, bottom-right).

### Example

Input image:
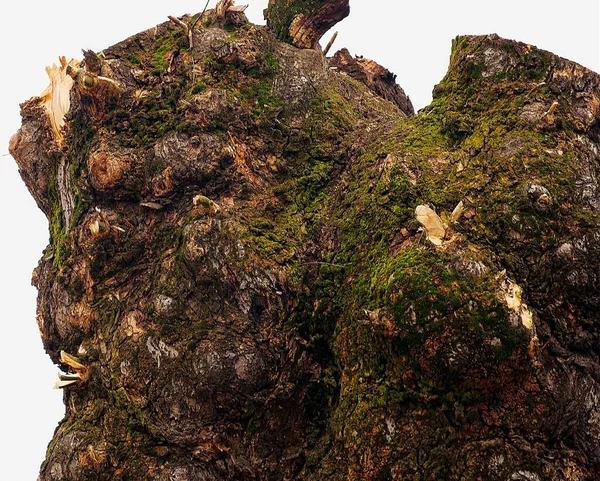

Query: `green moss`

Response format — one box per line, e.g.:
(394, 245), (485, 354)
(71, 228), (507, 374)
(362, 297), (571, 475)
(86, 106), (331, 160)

(265, 0), (321, 43)
(47, 114), (94, 267)
(523, 49), (552, 81)
(127, 54), (141, 65)
(245, 78), (282, 119)
(465, 62), (484, 80)
(245, 217), (295, 264)
(262, 51), (279, 73)
(273, 39), (580, 473)
(49, 202), (71, 265)
(191, 81), (206, 95)
(112, 77), (199, 148)
(203, 54), (217, 69)
(151, 29), (189, 72)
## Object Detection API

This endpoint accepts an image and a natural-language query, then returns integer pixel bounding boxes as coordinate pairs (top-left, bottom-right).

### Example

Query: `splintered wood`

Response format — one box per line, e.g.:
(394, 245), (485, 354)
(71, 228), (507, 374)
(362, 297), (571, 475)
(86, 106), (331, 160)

(415, 205), (446, 246)
(39, 57), (80, 147)
(216, 0), (235, 18)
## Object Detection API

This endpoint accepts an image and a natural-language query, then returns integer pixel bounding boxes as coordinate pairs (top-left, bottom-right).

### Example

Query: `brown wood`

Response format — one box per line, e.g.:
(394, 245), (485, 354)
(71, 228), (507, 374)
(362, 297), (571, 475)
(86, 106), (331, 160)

(323, 30), (338, 56)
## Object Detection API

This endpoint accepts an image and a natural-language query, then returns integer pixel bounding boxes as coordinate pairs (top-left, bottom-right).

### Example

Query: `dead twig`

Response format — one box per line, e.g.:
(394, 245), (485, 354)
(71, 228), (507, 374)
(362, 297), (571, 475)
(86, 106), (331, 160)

(168, 15), (188, 30)
(541, 101), (559, 119)
(539, 339), (551, 352)
(323, 31), (338, 57)
(192, 0), (211, 30)
(167, 51), (178, 73)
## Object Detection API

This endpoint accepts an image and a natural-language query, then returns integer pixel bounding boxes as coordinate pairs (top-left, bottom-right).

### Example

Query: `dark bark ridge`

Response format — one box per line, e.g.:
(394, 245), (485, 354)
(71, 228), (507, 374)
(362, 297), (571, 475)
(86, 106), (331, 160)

(9, 6), (600, 481)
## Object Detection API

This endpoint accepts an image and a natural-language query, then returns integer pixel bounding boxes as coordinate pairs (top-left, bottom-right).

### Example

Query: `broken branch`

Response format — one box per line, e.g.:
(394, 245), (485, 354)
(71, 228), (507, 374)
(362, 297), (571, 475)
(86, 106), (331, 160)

(168, 15), (189, 31)
(216, 0), (234, 19)
(265, 0), (350, 49)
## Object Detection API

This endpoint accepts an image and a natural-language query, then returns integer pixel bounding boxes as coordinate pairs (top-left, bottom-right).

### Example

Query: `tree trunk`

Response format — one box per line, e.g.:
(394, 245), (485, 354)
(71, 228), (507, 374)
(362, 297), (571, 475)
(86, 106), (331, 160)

(10, 8), (600, 481)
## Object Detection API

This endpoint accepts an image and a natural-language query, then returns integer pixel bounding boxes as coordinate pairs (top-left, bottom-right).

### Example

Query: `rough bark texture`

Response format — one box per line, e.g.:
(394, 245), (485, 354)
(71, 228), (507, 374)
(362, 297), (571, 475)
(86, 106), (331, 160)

(330, 47), (415, 117)
(9, 6), (600, 481)
(265, 0), (350, 49)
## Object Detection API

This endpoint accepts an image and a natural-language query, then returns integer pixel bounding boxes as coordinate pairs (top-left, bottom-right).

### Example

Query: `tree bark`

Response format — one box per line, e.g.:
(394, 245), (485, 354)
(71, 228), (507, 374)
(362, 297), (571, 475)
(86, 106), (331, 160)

(11, 10), (600, 481)
(265, 0), (350, 49)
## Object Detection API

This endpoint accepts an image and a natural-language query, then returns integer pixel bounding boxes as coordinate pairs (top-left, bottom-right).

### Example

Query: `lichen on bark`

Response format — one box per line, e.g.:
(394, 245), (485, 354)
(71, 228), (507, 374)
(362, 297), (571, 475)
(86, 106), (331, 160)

(9, 3), (600, 481)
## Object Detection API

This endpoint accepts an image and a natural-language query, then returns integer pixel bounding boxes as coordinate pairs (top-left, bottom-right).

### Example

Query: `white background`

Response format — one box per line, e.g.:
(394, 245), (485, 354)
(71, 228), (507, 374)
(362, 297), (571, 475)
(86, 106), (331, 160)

(0, 1), (598, 479)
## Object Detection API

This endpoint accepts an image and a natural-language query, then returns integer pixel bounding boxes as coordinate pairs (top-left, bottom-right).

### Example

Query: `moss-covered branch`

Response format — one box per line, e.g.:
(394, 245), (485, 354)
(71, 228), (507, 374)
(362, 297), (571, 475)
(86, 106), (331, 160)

(265, 0), (350, 49)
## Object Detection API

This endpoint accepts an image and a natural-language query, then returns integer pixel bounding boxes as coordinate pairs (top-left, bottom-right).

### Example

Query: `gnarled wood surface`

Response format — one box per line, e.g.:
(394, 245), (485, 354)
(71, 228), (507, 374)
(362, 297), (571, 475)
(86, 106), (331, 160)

(10, 5), (600, 481)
